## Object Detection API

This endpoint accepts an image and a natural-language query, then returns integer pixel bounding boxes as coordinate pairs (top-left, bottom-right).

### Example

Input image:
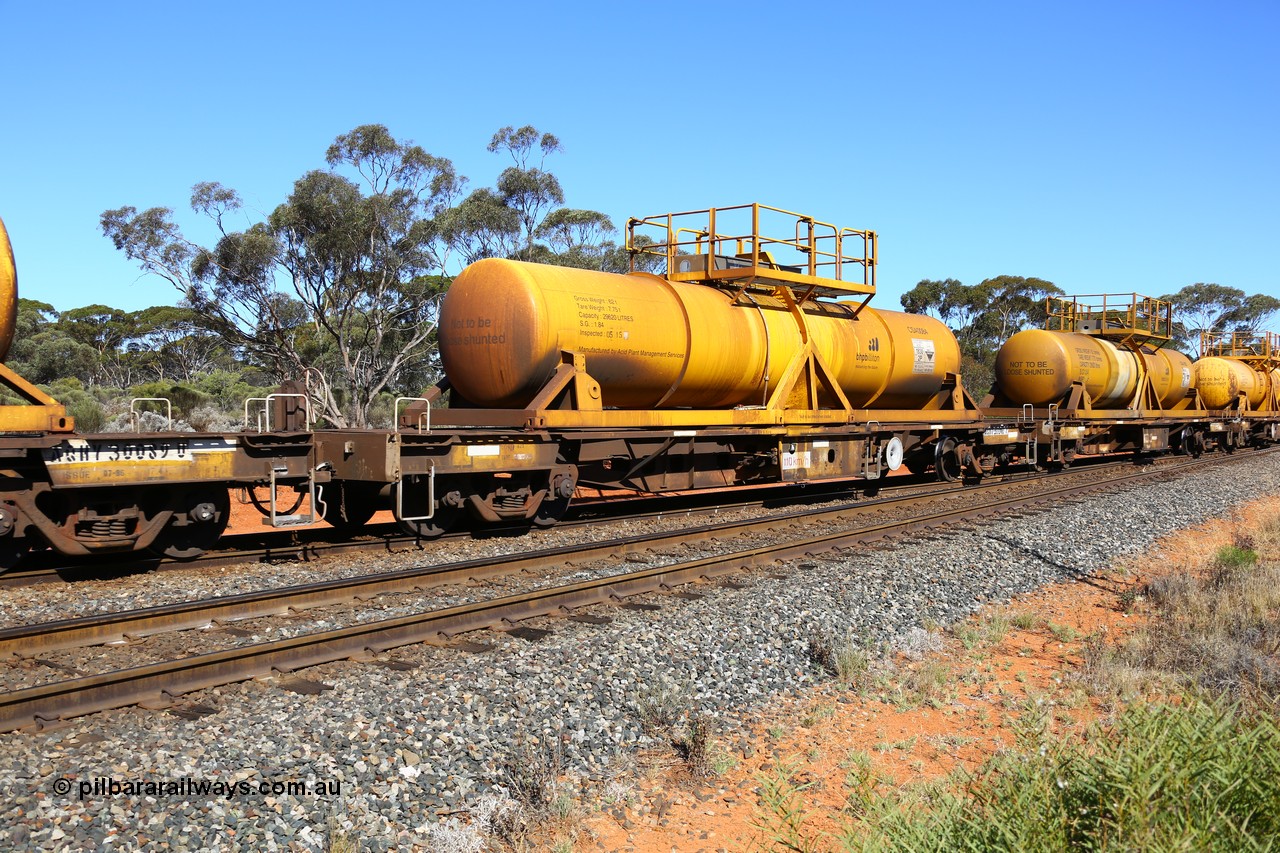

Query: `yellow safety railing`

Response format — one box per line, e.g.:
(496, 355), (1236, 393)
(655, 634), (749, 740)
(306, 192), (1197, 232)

(626, 203), (876, 298)
(1202, 330), (1279, 360)
(1046, 293), (1173, 341)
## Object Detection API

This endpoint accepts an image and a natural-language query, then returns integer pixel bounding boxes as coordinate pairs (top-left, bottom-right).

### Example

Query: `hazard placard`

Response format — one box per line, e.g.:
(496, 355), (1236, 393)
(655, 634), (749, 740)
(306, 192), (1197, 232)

(911, 338), (936, 375)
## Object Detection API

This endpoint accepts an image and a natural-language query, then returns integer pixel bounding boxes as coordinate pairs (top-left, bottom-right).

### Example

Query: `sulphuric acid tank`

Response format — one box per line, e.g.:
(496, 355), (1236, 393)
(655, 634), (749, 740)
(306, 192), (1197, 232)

(994, 329), (1193, 408)
(438, 259), (961, 410)
(1191, 357), (1272, 409)
(0, 217), (17, 362)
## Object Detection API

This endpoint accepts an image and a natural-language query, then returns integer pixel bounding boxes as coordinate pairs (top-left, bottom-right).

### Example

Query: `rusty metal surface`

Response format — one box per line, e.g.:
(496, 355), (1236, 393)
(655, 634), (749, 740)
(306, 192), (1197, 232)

(0, 478), (895, 587)
(39, 432), (315, 488)
(1193, 356), (1270, 410)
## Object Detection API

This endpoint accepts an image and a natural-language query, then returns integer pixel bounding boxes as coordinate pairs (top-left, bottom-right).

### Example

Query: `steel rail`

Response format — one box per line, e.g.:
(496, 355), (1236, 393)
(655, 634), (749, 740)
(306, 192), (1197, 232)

(1, 455), (1174, 655)
(0, 477), (916, 587)
(1, 450), (1265, 733)
(1, 451), (1169, 586)
(0, 481), (978, 656)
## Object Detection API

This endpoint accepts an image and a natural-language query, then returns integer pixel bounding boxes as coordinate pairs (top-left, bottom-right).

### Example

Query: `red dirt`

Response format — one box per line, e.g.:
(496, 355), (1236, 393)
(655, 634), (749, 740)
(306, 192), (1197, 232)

(224, 486), (392, 535)
(574, 497), (1273, 852)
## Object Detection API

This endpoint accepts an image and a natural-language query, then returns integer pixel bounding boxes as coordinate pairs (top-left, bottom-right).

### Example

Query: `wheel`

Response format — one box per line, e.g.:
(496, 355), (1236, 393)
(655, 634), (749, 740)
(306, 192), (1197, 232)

(1224, 432), (1237, 454)
(320, 482), (378, 531)
(0, 536), (27, 573)
(0, 505), (25, 571)
(531, 497), (570, 528)
(935, 438), (962, 482)
(397, 504), (460, 539)
(151, 487), (230, 560)
(1181, 430), (1204, 458)
(396, 478), (462, 540)
(531, 472), (575, 528)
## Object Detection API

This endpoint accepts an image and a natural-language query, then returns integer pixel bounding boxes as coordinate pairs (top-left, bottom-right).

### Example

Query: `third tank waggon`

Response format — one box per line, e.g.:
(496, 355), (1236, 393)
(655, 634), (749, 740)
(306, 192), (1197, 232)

(439, 258), (961, 411)
(1192, 357), (1274, 410)
(1192, 332), (1280, 411)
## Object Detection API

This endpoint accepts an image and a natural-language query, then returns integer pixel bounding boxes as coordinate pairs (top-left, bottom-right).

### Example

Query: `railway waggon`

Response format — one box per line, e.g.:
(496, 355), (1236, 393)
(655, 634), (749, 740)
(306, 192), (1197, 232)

(1, 204), (1277, 572)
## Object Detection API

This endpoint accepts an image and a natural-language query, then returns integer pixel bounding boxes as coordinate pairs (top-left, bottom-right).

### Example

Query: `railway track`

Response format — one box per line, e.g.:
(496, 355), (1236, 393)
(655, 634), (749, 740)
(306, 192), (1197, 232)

(0, 449), (1267, 732)
(0, 477), (924, 589)
(0, 452), (1170, 588)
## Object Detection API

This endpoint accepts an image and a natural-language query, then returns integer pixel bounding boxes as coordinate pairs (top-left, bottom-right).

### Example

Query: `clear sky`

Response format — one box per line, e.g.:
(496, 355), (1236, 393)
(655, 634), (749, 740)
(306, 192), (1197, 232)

(3, 0), (1277, 315)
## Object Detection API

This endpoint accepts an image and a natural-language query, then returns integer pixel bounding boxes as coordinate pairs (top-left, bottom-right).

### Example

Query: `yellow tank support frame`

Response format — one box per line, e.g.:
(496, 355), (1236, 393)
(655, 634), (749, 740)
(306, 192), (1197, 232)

(0, 217), (73, 433)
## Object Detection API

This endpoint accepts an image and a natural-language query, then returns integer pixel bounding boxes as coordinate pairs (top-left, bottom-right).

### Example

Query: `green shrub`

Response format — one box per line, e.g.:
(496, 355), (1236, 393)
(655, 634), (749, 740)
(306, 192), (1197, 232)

(838, 695), (1280, 852)
(1214, 544), (1260, 573)
(126, 381), (208, 419)
(44, 378), (105, 432)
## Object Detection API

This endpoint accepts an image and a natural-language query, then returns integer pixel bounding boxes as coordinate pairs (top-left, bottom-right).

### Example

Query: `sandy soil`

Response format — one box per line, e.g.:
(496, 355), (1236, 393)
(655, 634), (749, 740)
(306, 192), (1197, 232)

(575, 496), (1271, 853)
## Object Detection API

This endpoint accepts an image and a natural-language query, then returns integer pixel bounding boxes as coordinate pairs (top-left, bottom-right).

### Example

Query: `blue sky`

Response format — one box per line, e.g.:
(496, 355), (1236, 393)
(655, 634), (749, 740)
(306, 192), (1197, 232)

(3, 0), (1277, 315)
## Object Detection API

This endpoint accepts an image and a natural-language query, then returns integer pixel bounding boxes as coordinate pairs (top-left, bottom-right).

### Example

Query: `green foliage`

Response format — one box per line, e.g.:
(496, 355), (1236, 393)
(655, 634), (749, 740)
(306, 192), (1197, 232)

(808, 631), (872, 688)
(7, 297), (240, 391)
(752, 758), (823, 853)
(840, 695), (1280, 852)
(960, 354), (994, 401)
(1214, 544), (1259, 572)
(184, 371), (271, 412)
(900, 275), (1062, 396)
(127, 381), (208, 419)
(1160, 282), (1280, 352)
(45, 378), (105, 433)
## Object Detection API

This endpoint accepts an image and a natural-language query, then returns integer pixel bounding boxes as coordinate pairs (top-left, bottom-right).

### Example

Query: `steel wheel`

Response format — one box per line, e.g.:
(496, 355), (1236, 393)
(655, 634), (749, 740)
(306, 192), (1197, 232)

(151, 487), (230, 560)
(397, 505), (459, 540)
(935, 437), (962, 482)
(320, 482), (378, 531)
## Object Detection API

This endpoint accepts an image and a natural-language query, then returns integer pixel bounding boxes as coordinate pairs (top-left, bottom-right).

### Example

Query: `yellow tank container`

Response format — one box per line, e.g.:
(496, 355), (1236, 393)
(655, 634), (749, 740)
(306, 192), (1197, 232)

(0, 217), (18, 363)
(439, 259), (961, 410)
(995, 329), (1192, 408)
(1192, 357), (1269, 409)
(1146, 347), (1195, 407)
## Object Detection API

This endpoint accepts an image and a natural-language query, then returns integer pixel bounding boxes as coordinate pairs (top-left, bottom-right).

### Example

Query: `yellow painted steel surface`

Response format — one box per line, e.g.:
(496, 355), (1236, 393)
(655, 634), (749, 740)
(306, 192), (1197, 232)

(40, 437), (237, 486)
(1192, 357), (1269, 409)
(439, 259), (960, 410)
(995, 329), (1192, 408)
(1147, 347), (1195, 407)
(0, 217), (17, 363)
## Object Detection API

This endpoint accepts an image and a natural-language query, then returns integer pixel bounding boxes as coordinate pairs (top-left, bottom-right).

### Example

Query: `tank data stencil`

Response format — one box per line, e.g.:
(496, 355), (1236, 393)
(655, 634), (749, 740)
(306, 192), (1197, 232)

(911, 338), (937, 374)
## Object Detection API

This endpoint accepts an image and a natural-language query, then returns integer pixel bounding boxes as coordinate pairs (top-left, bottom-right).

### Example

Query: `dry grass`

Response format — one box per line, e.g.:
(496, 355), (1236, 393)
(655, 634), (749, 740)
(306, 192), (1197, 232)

(1082, 533), (1280, 706)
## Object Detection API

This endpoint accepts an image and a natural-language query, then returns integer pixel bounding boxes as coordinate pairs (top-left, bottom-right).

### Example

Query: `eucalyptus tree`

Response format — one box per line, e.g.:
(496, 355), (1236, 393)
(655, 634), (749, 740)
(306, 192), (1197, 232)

(1159, 283), (1280, 352)
(102, 124), (464, 427)
(900, 275), (1061, 396)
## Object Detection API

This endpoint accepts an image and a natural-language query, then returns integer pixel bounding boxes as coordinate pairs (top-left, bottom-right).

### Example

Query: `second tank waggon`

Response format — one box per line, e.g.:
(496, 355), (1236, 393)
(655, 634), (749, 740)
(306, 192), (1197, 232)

(990, 294), (1195, 413)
